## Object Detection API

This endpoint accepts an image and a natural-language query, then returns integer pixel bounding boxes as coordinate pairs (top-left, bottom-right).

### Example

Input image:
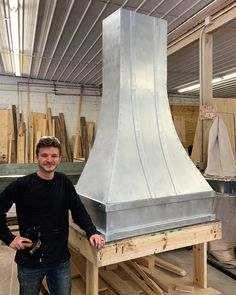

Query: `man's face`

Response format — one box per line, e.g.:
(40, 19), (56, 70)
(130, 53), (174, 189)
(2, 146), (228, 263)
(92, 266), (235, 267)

(36, 147), (61, 173)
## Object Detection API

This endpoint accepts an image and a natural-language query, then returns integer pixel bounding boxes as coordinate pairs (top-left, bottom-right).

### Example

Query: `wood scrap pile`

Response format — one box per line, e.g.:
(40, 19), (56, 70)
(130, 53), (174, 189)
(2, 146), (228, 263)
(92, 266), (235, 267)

(0, 106), (95, 164)
(68, 248), (198, 295)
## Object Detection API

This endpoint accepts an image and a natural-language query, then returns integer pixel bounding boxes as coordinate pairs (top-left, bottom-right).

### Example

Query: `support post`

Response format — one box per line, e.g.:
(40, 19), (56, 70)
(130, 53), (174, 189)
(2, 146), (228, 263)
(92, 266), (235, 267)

(193, 242), (207, 288)
(199, 32), (213, 168)
(86, 259), (98, 295)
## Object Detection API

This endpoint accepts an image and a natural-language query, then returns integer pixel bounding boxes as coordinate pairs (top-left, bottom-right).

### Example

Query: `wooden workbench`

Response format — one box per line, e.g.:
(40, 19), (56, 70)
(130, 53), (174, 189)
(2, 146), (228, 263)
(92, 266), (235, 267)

(69, 221), (222, 295)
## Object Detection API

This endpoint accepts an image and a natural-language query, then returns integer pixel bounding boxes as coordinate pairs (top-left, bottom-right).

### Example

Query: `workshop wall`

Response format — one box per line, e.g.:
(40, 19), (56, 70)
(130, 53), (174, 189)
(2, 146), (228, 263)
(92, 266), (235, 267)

(0, 76), (102, 142)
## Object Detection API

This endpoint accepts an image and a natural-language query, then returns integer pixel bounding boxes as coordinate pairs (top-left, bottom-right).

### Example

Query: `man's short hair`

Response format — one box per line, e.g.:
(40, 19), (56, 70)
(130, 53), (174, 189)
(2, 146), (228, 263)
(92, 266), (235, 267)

(36, 136), (61, 156)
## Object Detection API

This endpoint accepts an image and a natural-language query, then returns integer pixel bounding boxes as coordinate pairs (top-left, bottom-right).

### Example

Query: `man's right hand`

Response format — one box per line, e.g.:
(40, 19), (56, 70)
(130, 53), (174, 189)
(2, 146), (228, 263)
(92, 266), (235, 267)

(9, 236), (32, 250)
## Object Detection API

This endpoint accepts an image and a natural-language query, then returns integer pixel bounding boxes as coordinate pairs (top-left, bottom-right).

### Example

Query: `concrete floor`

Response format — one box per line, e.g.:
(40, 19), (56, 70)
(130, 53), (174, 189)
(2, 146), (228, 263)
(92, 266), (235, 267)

(159, 249), (236, 295)
(1, 243), (235, 295)
(0, 242), (45, 295)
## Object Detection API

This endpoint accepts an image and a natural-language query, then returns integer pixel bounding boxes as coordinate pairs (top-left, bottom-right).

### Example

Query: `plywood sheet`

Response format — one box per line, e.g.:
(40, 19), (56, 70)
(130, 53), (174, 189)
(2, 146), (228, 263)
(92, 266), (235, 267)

(170, 105), (199, 149)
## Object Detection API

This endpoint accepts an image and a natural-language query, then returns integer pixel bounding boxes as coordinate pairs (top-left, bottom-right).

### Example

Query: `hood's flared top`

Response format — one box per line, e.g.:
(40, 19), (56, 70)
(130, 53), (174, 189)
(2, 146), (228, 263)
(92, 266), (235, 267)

(76, 9), (212, 204)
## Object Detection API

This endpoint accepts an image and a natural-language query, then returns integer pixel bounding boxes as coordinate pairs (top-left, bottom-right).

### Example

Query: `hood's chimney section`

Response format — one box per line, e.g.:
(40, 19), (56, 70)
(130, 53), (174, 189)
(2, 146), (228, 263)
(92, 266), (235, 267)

(75, 9), (214, 241)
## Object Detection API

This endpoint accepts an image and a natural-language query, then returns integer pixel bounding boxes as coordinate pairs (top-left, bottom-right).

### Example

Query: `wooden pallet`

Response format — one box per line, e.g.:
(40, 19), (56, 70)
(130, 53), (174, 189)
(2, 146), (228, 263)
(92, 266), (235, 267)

(69, 221), (222, 295)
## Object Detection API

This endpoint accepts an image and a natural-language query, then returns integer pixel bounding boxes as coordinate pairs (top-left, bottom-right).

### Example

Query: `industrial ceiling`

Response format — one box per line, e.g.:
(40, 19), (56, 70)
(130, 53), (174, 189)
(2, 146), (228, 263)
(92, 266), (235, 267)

(0, 0), (236, 98)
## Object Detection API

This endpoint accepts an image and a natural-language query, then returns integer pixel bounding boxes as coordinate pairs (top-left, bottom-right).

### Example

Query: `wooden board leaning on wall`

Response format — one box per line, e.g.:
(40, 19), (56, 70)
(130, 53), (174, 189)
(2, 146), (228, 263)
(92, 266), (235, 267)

(0, 106), (95, 164)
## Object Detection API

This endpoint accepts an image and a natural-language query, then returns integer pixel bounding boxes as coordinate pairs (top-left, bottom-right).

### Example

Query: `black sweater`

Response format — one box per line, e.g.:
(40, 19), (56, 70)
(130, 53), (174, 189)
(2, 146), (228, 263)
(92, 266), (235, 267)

(0, 172), (99, 268)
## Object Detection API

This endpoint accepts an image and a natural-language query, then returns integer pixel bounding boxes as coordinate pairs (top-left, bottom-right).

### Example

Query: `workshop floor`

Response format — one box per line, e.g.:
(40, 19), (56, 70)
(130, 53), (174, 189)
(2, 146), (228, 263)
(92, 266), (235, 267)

(0, 243), (235, 295)
(158, 249), (236, 295)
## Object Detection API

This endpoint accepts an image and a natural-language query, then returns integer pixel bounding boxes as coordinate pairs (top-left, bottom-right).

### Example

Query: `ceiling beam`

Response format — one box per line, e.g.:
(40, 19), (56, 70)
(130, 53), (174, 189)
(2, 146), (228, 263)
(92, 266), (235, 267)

(167, 3), (236, 56)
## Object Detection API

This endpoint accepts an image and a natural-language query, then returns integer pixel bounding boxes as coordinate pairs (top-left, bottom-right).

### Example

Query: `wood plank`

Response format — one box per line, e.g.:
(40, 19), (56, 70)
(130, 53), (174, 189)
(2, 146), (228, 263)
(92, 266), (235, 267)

(191, 117), (202, 165)
(69, 246), (107, 292)
(99, 268), (139, 295)
(31, 112), (46, 162)
(77, 86), (83, 136)
(119, 262), (156, 295)
(200, 33), (213, 108)
(65, 125), (72, 162)
(53, 116), (61, 142)
(71, 277), (86, 295)
(127, 261), (163, 295)
(8, 134), (12, 164)
(212, 97), (236, 114)
(37, 118), (47, 137)
(87, 121), (95, 154)
(29, 113), (35, 163)
(52, 118), (55, 136)
(175, 284), (194, 293)
(17, 116), (26, 164)
(134, 256), (155, 268)
(86, 260), (98, 295)
(25, 86), (30, 164)
(7, 109), (14, 164)
(170, 105), (199, 149)
(191, 117), (212, 168)
(193, 243), (207, 289)
(173, 116), (186, 146)
(0, 110), (9, 163)
(69, 221), (221, 267)
(53, 115), (68, 161)
(24, 117), (29, 163)
(47, 107), (53, 136)
(140, 265), (170, 292)
(11, 105), (17, 163)
(73, 135), (83, 162)
(155, 256), (187, 276)
(80, 116), (89, 160)
(59, 113), (69, 162)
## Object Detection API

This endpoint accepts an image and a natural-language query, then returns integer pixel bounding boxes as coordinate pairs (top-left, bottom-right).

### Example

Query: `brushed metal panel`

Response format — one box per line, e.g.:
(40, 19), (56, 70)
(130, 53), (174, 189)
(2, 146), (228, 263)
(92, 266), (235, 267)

(75, 9), (214, 241)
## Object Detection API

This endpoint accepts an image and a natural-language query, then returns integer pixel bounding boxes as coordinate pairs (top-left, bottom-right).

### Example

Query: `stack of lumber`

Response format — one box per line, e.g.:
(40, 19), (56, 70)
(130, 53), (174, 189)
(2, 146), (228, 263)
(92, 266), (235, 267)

(18, 108), (72, 163)
(65, 249), (220, 295)
(0, 105), (95, 164)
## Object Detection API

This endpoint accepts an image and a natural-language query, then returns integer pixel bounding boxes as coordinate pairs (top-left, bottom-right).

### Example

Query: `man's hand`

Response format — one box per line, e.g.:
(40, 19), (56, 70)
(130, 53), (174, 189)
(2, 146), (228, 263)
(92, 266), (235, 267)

(9, 236), (32, 251)
(89, 234), (105, 250)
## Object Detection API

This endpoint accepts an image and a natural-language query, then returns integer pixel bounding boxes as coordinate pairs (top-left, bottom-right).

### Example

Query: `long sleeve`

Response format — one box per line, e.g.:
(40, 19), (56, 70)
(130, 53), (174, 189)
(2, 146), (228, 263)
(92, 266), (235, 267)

(0, 184), (17, 245)
(67, 180), (100, 239)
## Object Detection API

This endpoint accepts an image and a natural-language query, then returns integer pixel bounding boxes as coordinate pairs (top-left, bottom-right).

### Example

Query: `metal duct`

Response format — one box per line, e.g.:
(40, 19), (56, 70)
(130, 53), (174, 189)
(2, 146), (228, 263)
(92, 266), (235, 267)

(75, 9), (215, 241)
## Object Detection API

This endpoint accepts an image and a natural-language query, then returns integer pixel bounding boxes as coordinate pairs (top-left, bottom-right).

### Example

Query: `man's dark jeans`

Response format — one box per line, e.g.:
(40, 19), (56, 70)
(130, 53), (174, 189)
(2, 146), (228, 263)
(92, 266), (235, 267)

(17, 260), (71, 295)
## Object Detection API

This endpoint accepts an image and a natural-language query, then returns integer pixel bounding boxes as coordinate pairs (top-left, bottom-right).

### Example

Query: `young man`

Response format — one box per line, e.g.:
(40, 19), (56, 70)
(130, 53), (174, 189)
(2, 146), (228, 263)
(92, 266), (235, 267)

(0, 136), (105, 295)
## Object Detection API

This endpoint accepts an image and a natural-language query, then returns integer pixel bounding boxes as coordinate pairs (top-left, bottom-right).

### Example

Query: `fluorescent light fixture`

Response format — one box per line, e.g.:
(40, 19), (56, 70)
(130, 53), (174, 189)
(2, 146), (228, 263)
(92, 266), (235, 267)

(178, 72), (236, 93)
(178, 83), (200, 93)
(9, 0), (21, 76)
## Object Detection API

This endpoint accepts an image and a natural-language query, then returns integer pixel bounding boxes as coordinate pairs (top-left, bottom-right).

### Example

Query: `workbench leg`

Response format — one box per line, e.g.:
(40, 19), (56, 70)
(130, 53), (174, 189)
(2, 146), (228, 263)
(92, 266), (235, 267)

(193, 242), (207, 288)
(86, 259), (98, 295)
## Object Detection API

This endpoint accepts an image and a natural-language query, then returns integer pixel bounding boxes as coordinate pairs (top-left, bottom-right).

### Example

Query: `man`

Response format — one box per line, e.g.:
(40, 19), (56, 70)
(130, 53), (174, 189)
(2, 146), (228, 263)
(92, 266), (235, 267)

(0, 136), (105, 295)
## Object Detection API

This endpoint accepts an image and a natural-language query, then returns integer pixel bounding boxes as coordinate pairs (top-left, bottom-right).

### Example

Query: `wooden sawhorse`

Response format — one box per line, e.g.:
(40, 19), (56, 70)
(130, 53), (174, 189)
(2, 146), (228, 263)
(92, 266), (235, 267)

(69, 221), (221, 295)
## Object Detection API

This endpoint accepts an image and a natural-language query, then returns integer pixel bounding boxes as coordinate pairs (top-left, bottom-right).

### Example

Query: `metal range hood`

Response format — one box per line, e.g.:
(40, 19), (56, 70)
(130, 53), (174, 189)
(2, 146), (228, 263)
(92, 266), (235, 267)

(75, 9), (215, 242)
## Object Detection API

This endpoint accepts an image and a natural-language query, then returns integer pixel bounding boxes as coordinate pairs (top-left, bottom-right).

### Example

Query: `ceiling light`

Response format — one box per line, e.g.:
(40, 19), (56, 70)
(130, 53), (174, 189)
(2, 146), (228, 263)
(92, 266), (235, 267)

(9, 0), (21, 76)
(178, 83), (200, 93)
(178, 72), (236, 93)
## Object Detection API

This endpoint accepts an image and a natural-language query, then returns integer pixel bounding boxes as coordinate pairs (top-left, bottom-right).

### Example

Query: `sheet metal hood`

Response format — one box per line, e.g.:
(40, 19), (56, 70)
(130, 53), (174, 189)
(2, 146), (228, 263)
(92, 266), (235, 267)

(75, 9), (215, 241)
